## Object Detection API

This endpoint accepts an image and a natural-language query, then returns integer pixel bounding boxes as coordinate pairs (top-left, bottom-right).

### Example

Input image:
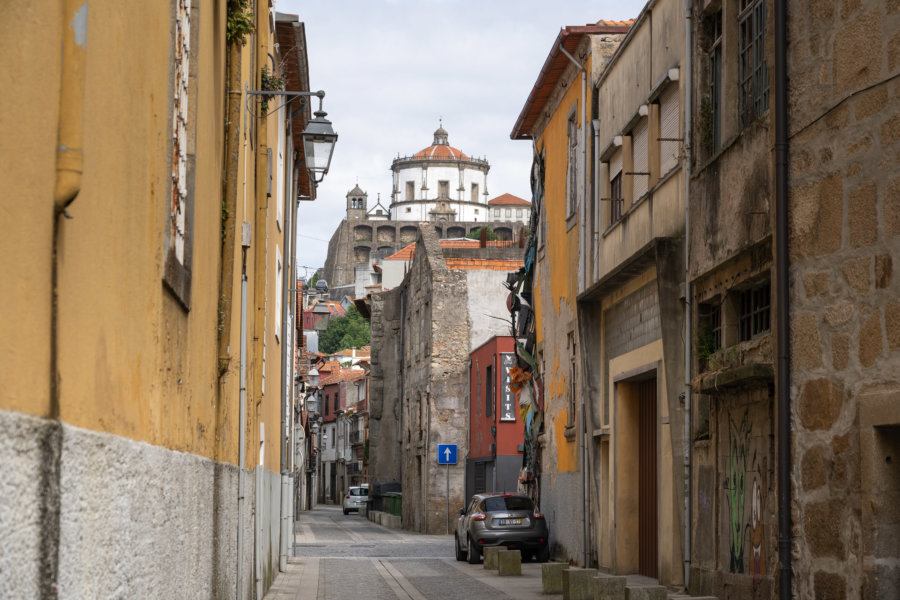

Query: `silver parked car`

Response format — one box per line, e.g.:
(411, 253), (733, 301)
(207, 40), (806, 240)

(342, 484), (369, 515)
(454, 493), (550, 564)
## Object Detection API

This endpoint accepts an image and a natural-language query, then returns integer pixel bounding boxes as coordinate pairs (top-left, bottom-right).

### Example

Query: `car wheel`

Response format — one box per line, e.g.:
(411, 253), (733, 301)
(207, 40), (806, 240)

(467, 536), (481, 564)
(454, 533), (467, 562)
(537, 544), (550, 563)
(343, 508), (349, 515)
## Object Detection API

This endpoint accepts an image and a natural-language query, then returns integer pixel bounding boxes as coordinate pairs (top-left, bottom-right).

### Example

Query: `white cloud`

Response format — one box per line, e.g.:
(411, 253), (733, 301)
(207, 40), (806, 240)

(278, 0), (646, 276)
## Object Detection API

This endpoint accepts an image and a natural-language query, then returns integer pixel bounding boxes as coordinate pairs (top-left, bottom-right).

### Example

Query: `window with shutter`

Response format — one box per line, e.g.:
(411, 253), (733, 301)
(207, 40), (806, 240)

(659, 86), (679, 175)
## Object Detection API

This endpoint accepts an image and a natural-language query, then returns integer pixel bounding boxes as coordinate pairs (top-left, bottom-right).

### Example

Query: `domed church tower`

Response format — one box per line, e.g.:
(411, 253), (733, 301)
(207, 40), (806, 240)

(346, 183), (367, 220)
(390, 124), (490, 223)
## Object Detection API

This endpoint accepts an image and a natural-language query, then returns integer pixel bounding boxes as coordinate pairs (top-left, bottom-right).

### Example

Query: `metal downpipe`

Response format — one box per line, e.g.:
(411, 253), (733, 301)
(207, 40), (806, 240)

(774, 0), (792, 597)
(237, 247), (249, 600)
(682, 0), (693, 589)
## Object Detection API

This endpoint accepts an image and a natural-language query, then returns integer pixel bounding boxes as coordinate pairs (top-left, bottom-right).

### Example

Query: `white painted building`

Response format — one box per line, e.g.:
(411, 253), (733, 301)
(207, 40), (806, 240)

(390, 125), (491, 223)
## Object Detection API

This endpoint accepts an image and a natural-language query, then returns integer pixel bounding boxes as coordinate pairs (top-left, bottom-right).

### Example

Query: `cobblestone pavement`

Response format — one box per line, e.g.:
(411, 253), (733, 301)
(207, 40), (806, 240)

(261, 504), (559, 600)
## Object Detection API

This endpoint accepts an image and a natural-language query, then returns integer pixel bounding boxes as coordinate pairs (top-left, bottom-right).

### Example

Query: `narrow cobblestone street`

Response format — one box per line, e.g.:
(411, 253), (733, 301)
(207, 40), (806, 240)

(263, 505), (558, 599)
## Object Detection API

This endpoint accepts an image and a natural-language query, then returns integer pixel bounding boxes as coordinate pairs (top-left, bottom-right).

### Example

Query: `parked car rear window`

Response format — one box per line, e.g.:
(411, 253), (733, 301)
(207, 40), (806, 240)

(484, 496), (533, 512)
(350, 488), (368, 496)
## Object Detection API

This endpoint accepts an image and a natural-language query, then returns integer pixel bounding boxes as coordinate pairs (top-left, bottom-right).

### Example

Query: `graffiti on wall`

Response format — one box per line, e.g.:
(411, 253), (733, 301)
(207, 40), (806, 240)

(748, 477), (766, 588)
(723, 405), (767, 589)
(724, 409), (750, 573)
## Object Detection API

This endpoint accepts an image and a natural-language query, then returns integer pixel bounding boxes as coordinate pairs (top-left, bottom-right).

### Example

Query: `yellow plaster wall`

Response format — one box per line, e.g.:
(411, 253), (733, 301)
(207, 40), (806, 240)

(0, 1), (294, 472)
(53, 1), (227, 460)
(533, 55), (594, 477)
(0, 3), (60, 416)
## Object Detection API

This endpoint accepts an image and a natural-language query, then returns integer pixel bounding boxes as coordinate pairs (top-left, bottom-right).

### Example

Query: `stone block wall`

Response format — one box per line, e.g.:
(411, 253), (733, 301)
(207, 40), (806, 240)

(788, 0), (900, 597)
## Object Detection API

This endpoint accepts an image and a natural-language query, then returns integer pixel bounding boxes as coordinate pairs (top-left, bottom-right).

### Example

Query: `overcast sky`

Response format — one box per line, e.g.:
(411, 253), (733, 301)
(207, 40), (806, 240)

(279, 0), (646, 277)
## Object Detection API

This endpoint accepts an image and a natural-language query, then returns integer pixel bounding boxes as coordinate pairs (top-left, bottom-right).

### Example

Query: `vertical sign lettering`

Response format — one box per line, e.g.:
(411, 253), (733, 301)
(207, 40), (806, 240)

(500, 353), (516, 422)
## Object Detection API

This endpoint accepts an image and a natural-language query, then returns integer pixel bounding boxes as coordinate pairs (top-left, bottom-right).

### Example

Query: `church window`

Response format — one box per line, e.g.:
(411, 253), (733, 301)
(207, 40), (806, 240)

(475, 209), (479, 215)
(505, 208), (511, 218)
(406, 181), (414, 201)
(439, 180), (449, 198)
(494, 208), (501, 218)
(471, 183), (479, 203)
(516, 209), (522, 218)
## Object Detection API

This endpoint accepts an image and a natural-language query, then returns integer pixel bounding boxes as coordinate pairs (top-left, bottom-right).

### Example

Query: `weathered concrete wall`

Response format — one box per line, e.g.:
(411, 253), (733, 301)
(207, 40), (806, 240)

(465, 270), (515, 351)
(787, 0), (900, 598)
(0, 411), (256, 599)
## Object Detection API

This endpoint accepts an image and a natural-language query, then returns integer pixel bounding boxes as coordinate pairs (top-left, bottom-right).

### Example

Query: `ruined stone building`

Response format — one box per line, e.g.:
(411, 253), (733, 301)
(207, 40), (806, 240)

(323, 127), (529, 299)
(366, 223), (523, 534)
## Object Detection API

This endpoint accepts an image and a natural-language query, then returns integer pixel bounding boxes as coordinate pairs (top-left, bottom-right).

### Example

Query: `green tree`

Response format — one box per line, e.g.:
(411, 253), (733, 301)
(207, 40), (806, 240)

(319, 305), (370, 354)
(466, 226), (499, 241)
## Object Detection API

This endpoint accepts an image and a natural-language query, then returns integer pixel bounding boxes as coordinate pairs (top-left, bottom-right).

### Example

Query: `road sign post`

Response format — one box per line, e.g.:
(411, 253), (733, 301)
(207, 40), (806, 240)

(437, 444), (457, 534)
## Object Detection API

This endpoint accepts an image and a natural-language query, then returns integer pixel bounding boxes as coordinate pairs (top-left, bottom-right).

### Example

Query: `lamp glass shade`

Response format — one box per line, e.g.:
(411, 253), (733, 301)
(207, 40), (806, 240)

(307, 366), (319, 388)
(302, 112), (337, 180)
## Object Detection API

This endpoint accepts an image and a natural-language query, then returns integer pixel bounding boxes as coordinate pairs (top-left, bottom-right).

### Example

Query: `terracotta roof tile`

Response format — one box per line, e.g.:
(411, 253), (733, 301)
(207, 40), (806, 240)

(412, 144), (469, 160)
(320, 368), (367, 386)
(488, 193), (531, 206)
(445, 258), (524, 271)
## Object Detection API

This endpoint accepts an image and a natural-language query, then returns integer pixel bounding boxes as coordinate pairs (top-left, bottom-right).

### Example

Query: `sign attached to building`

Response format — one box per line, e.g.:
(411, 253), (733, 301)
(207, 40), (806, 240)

(437, 444), (457, 465)
(500, 353), (517, 422)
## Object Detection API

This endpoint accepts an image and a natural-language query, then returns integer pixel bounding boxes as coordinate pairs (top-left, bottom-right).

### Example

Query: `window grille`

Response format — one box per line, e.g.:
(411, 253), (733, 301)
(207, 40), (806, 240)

(739, 0), (769, 126)
(610, 172), (623, 224)
(739, 281), (771, 341)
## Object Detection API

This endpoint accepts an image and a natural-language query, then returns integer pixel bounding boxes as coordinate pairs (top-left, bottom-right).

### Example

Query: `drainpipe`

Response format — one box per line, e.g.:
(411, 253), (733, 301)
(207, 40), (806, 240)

(279, 114), (293, 572)
(683, 0), (693, 590)
(774, 0), (791, 597)
(55, 0), (87, 214)
(592, 121), (601, 283)
(559, 42), (591, 568)
(45, 4), (88, 598)
(218, 40), (242, 377)
(237, 232), (250, 600)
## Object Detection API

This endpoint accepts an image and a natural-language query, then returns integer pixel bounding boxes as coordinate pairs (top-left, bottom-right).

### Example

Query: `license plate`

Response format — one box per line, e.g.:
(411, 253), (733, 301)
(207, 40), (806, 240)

(498, 518), (522, 526)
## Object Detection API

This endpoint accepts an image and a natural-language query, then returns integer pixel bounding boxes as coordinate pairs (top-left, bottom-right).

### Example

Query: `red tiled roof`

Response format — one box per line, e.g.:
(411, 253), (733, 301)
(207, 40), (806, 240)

(413, 144), (469, 160)
(445, 258), (525, 271)
(320, 368), (367, 386)
(385, 242), (416, 261)
(511, 22), (634, 140)
(488, 193), (531, 206)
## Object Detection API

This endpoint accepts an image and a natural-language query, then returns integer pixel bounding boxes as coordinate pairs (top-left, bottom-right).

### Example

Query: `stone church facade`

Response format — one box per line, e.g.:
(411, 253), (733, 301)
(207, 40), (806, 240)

(323, 126), (529, 299)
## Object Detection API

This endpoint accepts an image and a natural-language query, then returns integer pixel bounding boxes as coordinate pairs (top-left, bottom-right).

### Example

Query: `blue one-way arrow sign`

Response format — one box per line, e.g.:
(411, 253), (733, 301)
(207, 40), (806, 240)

(437, 444), (457, 465)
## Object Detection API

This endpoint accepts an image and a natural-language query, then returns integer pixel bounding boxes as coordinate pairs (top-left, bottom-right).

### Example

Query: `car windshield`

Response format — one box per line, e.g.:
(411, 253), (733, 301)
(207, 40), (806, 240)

(350, 488), (367, 496)
(483, 496), (533, 512)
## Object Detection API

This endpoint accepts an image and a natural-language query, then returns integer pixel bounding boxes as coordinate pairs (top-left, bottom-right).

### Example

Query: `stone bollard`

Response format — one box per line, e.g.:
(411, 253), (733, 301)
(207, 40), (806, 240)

(541, 562), (568, 594)
(624, 586), (667, 600)
(483, 546), (503, 570)
(562, 568), (598, 600)
(593, 574), (626, 600)
(497, 549), (522, 576)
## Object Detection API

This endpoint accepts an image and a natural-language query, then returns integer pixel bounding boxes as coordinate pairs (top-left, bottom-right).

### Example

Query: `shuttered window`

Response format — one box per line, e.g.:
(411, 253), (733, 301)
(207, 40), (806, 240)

(659, 86), (679, 175)
(609, 150), (624, 224)
(632, 119), (649, 202)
